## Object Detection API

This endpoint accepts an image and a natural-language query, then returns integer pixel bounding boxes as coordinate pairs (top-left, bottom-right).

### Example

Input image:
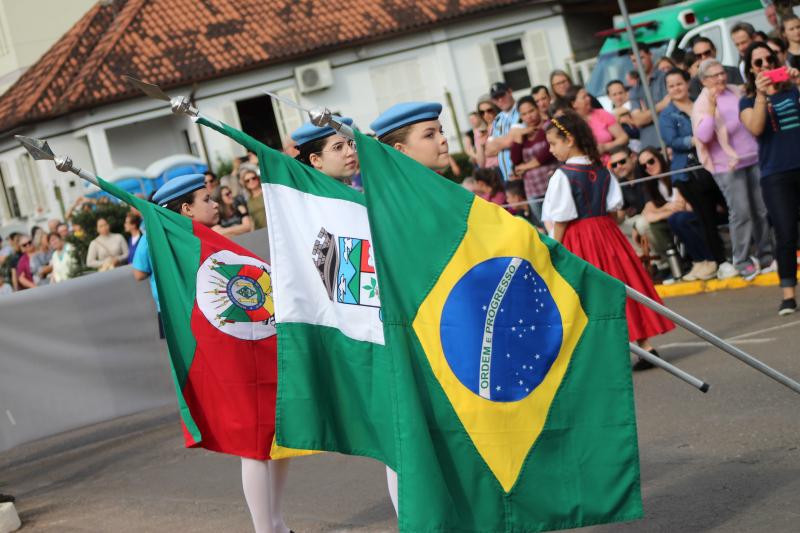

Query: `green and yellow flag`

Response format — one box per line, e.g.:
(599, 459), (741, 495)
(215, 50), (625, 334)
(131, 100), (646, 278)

(356, 131), (642, 532)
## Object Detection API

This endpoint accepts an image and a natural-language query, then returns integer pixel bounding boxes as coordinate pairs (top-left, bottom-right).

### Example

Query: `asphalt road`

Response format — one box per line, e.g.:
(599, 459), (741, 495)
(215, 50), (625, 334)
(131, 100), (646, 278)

(1, 285), (798, 532)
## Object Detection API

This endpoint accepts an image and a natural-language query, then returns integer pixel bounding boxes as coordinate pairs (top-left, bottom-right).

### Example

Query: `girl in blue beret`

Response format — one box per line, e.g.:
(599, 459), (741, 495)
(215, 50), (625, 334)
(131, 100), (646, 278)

(370, 101), (452, 515)
(371, 102), (451, 171)
(133, 175), (296, 533)
(292, 117), (358, 184)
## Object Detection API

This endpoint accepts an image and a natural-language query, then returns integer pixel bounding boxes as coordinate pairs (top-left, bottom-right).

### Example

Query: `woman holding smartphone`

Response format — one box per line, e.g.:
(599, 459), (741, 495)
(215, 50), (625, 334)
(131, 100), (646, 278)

(739, 42), (800, 315)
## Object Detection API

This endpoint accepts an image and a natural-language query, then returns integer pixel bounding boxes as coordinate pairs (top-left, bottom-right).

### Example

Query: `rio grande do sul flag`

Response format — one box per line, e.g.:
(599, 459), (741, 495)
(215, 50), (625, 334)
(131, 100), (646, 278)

(194, 116), (396, 467)
(356, 131), (642, 532)
(96, 176), (303, 461)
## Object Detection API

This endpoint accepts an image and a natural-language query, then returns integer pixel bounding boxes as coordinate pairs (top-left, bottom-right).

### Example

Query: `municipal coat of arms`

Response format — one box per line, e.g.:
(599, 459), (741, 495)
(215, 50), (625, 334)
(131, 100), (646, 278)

(196, 250), (276, 340)
(312, 227), (380, 308)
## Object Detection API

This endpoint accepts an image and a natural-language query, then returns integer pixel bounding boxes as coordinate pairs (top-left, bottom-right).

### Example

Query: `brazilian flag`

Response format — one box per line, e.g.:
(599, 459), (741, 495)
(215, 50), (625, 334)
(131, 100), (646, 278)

(356, 131), (642, 532)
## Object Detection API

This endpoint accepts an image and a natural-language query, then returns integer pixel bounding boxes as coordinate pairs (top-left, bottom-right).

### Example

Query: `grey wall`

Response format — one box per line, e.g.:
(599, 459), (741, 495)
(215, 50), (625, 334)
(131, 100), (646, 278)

(0, 229), (269, 454)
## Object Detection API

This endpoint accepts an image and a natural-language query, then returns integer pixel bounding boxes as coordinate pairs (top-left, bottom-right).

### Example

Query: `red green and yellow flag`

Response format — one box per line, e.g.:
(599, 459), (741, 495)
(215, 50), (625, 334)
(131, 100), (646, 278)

(96, 176), (304, 460)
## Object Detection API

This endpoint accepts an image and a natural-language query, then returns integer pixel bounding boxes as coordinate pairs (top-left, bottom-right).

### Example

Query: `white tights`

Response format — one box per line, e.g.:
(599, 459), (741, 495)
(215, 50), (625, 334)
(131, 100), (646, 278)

(386, 466), (398, 516)
(241, 457), (291, 533)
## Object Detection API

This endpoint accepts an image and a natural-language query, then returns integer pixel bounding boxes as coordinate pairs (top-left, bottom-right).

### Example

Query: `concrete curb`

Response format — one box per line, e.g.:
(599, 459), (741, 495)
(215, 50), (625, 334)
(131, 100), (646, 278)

(656, 272), (779, 298)
(0, 503), (21, 533)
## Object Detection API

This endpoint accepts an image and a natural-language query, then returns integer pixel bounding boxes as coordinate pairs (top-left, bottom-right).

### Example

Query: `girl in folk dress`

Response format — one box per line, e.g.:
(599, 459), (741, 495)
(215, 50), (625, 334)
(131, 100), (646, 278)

(541, 112), (674, 368)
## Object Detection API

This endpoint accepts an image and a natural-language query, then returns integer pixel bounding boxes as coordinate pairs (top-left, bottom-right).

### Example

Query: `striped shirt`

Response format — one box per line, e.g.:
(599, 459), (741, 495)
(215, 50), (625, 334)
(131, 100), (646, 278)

(491, 106), (520, 182)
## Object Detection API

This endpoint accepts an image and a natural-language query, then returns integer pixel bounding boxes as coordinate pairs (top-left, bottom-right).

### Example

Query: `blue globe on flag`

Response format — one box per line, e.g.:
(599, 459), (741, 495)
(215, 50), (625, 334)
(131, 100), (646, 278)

(440, 257), (562, 402)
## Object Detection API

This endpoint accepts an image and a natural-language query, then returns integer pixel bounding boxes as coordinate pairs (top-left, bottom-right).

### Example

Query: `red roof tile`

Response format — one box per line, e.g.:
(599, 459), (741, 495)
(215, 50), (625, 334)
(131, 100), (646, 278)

(0, 0), (531, 133)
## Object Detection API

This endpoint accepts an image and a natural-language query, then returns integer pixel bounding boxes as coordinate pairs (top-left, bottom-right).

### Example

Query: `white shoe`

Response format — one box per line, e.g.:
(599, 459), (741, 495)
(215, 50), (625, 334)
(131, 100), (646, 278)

(682, 262), (704, 282)
(698, 261), (718, 281)
(716, 261), (737, 280)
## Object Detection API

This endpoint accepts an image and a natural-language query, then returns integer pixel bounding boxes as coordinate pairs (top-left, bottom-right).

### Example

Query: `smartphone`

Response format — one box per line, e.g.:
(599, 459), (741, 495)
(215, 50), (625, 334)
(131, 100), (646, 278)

(763, 66), (789, 84)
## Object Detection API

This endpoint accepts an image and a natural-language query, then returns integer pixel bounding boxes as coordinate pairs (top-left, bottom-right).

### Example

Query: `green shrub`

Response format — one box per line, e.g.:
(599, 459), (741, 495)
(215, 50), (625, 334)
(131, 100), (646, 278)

(215, 157), (233, 179)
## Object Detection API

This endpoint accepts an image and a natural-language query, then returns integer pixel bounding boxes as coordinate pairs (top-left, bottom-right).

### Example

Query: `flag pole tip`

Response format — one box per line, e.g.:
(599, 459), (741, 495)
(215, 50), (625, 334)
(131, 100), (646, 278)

(15, 135), (55, 160)
(123, 75), (171, 102)
(700, 383), (710, 393)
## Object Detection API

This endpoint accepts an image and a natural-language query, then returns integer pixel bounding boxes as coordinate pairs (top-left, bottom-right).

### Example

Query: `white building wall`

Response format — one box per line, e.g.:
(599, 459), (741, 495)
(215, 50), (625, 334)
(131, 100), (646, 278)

(0, 4), (573, 230)
(106, 115), (193, 169)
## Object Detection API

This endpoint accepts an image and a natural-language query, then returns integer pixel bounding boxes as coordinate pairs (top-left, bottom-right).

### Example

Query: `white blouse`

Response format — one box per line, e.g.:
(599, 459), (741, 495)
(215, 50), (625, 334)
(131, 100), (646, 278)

(541, 156), (623, 223)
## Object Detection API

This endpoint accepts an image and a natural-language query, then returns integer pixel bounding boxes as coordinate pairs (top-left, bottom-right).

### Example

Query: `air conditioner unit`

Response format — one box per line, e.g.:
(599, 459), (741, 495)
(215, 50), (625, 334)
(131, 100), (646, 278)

(295, 60), (333, 94)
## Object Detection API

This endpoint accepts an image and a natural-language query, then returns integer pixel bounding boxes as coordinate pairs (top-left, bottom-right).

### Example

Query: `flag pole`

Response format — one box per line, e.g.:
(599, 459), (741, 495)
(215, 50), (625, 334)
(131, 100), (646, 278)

(630, 343), (709, 392)
(617, 0), (668, 156)
(626, 286), (800, 394)
(122, 78), (798, 395)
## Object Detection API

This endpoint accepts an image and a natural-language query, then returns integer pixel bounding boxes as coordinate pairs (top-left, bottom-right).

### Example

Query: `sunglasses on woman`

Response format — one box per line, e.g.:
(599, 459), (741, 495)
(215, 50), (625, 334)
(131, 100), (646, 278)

(752, 55), (776, 69)
(479, 108), (496, 116)
(641, 158), (657, 167)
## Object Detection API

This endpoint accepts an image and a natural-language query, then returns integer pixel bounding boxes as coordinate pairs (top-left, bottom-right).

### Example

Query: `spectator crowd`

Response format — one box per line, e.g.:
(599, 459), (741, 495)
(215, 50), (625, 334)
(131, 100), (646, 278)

(0, 153), (269, 295)
(460, 17), (800, 317)
(2, 16), (800, 317)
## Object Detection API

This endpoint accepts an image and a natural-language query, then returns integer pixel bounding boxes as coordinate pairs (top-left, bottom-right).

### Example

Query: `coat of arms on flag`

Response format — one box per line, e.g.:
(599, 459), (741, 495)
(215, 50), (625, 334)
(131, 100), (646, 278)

(312, 227), (380, 308)
(196, 250), (276, 340)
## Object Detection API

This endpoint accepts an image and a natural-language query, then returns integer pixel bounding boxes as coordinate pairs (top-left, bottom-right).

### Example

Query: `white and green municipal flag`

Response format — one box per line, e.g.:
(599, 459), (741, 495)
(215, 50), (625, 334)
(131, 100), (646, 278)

(195, 116), (395, 466)
(264, 178), (383, 344)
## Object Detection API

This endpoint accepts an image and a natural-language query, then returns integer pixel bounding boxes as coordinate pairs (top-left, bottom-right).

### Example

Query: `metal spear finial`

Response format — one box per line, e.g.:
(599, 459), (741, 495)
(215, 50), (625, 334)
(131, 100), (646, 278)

(15, 135), (99, 186)
(15, 135), (55, 161)
(124, 75), (199, 118)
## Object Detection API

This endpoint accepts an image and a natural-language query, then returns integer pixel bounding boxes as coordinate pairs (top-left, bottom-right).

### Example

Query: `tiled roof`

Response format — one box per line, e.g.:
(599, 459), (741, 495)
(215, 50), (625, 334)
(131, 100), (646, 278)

(0, 0), (531, 133)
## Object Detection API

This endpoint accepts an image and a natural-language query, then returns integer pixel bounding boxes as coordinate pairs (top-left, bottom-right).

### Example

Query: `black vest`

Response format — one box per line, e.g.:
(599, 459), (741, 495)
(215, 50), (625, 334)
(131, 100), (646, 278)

(560, 163), (610, 220)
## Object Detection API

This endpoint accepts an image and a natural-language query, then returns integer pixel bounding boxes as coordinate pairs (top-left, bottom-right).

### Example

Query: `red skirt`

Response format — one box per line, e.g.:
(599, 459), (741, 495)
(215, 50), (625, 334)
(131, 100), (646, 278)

(562, 215), (675, 342)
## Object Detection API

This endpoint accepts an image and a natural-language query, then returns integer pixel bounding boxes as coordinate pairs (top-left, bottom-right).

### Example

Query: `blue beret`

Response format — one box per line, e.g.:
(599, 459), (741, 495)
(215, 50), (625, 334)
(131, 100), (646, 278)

(291, 116), (354, 146)
(370, 102), (442, 138)
(153, 173), (206, 206)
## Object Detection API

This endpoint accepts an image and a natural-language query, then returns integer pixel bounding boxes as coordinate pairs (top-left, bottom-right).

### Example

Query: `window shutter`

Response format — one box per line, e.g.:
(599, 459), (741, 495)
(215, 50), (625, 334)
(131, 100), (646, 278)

(0, 162), (11, 220)
(369, 59), (427, 113)
(480, 41), (503, 86)
(14, 156), (38, 216)
(219, 103), (246, 157)
(522, 30), (553, 88)
(272, 86), (305, 142)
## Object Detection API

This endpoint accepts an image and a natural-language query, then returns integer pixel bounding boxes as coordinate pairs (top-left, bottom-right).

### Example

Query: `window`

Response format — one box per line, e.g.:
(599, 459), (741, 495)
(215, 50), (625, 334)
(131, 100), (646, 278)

(496, 38), (531, 91)
(481, 30), (553, 91)
(237, 94), (284, 150)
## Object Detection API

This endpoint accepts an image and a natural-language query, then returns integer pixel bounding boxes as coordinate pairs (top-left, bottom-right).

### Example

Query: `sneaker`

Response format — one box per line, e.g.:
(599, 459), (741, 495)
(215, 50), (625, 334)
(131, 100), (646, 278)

(681, 262), (704, 281)
(716, 261), (738, 280)
(738, 262), (759, 282)
(689, 260), (718, 281)
(759, 259), (777, 274)
(779, 298), (797, 316)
